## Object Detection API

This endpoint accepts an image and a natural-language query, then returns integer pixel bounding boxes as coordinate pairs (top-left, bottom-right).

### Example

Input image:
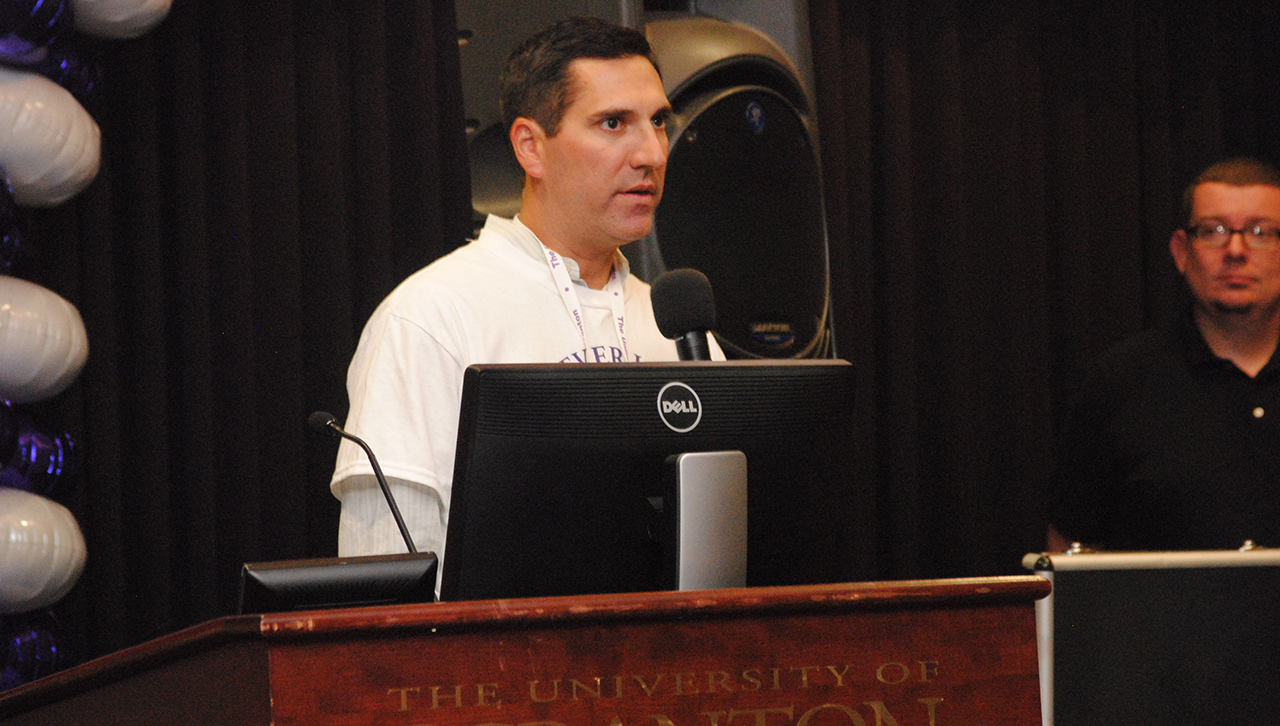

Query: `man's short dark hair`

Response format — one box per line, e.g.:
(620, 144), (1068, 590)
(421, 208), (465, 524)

(1181, 157), (1280, 224)
(499, 16), (660, 138)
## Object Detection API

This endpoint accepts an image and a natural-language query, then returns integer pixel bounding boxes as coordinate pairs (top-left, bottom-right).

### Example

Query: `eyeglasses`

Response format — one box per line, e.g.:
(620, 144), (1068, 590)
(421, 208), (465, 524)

(1184, 223), (1280, 251)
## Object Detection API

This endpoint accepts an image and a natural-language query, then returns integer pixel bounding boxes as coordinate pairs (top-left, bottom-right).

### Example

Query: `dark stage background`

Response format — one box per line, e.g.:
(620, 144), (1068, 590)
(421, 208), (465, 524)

(15, 0), (1280, 661)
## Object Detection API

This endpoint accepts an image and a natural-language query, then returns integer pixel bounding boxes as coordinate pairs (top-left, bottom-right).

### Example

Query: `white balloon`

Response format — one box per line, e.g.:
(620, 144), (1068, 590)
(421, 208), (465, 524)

(0, 276), (88, 404)
(0, 67), (101, 206)
(0, 488), (87, 614)
(73, 0), (173, 39)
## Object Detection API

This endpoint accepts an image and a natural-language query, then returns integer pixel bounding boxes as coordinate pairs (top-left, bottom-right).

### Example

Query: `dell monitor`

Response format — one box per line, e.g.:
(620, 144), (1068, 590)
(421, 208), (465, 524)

(439, 359), (865, 602)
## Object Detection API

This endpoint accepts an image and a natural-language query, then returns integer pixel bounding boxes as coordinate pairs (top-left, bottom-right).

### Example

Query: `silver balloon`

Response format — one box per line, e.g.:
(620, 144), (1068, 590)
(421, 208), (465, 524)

(73, 0), (172, 40)
(0, 275), (88, 404)
(0, 66), (100, 206)
(0, 488), (86, 614)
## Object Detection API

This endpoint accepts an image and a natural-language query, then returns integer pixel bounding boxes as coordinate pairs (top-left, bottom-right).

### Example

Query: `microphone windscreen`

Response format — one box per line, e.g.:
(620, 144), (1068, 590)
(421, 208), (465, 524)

(308, 411), (338, 434)
(651, 268), (716, 340)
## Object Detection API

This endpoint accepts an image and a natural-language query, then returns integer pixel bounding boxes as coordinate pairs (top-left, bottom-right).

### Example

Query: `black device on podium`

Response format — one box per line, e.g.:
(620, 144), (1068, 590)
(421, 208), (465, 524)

(237, 413), (438, 614)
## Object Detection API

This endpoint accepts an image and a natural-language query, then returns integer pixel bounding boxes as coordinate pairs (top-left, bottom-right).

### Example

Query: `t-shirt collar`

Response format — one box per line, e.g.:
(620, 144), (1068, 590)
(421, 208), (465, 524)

(487, 214), (630, 288)
(1177, 307), (1280, 379)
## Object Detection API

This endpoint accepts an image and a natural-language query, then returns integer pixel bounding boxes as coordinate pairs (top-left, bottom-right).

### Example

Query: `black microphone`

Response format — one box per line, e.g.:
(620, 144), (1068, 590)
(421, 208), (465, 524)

(651, 268), (716, 361)
(309, 411), (417, 554)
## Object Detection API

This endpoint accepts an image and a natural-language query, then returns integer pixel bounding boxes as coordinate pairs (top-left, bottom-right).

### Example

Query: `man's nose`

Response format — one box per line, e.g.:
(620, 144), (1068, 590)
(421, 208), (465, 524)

(1225, 230), (1250, 256)
(631, 125), (668, 169)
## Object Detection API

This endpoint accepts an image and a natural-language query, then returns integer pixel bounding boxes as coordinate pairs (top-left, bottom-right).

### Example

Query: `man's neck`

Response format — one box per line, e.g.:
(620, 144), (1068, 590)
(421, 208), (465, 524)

(557, 246), (616, 290)
(1194, 306), (1280, 377)
(519, 203), (618, 290)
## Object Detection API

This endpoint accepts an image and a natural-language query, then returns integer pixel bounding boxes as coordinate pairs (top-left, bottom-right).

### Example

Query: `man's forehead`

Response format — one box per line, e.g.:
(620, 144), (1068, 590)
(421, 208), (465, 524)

(567, 54), (660, 78)
(564, 56), (667, 110)
(1192, 182), (1280, 218)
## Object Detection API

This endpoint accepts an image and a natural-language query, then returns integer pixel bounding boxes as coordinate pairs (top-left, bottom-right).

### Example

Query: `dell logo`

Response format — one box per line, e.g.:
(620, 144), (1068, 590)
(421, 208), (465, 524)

(657, 382), (703, 433)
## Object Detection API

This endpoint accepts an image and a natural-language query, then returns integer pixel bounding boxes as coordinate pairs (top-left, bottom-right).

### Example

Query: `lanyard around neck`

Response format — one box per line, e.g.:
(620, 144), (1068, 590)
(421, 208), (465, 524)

(539, 243), (630, 361)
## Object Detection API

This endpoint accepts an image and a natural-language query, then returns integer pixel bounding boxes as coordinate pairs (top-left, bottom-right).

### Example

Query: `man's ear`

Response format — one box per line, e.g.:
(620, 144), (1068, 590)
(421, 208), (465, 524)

(510, 117), (546, 178)
(1170, 228), (1190, 275)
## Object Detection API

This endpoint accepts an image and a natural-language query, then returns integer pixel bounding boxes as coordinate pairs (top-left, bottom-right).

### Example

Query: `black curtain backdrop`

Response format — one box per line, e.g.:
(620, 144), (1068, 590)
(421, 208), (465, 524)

(22, 0), (471, 660)
(15, 0), (1280, 664)
(808, 0), (1280, 579)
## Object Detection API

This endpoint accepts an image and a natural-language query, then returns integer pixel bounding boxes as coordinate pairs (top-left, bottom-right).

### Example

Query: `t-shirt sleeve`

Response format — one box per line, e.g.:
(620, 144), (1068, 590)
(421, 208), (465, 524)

(331, 303), (467, 556)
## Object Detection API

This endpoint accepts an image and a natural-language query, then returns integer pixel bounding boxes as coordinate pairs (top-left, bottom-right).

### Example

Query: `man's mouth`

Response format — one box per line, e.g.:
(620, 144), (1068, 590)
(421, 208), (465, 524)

(1219, 274), (1255, 288)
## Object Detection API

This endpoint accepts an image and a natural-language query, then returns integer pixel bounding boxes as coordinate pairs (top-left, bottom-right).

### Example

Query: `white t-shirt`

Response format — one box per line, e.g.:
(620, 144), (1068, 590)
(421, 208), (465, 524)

(330, 215), (718, 568)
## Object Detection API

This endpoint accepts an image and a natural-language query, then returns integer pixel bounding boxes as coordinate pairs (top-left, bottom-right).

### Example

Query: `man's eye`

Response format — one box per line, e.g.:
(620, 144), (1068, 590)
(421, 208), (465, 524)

(1253, 226), (1280, 239)
(1190, 224), (1227, 239)
(652, 114), (667, 128)
(602, 117), (621, 130)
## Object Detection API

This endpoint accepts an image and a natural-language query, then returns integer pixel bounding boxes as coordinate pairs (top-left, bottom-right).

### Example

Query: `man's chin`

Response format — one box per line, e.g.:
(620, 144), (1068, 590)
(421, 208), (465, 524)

(608, 217), (655, 245)
(1209, 300), (1256, 315)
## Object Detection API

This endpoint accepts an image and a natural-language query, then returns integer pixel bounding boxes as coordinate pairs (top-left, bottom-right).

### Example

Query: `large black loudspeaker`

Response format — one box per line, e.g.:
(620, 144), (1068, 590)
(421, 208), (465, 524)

(637, 17), (828, 358)
(457, 4), (831, 358)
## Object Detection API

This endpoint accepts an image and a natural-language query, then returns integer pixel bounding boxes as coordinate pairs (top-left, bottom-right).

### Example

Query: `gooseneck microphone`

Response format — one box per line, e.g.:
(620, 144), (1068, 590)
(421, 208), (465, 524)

(308, 411), (417, 554)
(651, 268), (717, 361)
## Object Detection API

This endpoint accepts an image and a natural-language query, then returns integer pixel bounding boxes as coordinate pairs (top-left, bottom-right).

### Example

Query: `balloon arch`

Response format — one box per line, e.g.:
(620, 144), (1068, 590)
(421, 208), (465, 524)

(0, 0), (171, 691)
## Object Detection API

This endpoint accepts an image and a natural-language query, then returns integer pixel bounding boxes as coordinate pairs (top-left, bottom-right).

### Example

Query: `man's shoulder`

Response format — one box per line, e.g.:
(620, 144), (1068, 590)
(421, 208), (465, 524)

(1097, 327), (1172, 365)
(370, 244), (479, 315)
(382, 233), (538, 309)
(406, 238), (497, 284)
(1076, 326), (1184, 399)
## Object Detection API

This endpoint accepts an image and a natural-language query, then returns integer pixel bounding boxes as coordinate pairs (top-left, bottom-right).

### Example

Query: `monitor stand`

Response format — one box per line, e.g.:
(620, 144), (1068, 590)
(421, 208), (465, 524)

(662, 451), (748, 590)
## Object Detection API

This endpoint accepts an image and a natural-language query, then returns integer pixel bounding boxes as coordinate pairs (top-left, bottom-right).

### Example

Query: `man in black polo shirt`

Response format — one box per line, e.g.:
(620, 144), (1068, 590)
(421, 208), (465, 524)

(1049, 158), (1280, 551)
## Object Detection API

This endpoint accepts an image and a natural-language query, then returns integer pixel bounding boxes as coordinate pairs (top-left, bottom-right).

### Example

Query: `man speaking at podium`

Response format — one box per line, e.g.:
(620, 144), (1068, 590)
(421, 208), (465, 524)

(329, 17), (720, 565)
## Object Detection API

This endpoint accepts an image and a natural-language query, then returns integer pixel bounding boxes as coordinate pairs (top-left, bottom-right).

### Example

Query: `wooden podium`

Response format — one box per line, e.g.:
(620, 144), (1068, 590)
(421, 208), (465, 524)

(0, 577), (1049, 726)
